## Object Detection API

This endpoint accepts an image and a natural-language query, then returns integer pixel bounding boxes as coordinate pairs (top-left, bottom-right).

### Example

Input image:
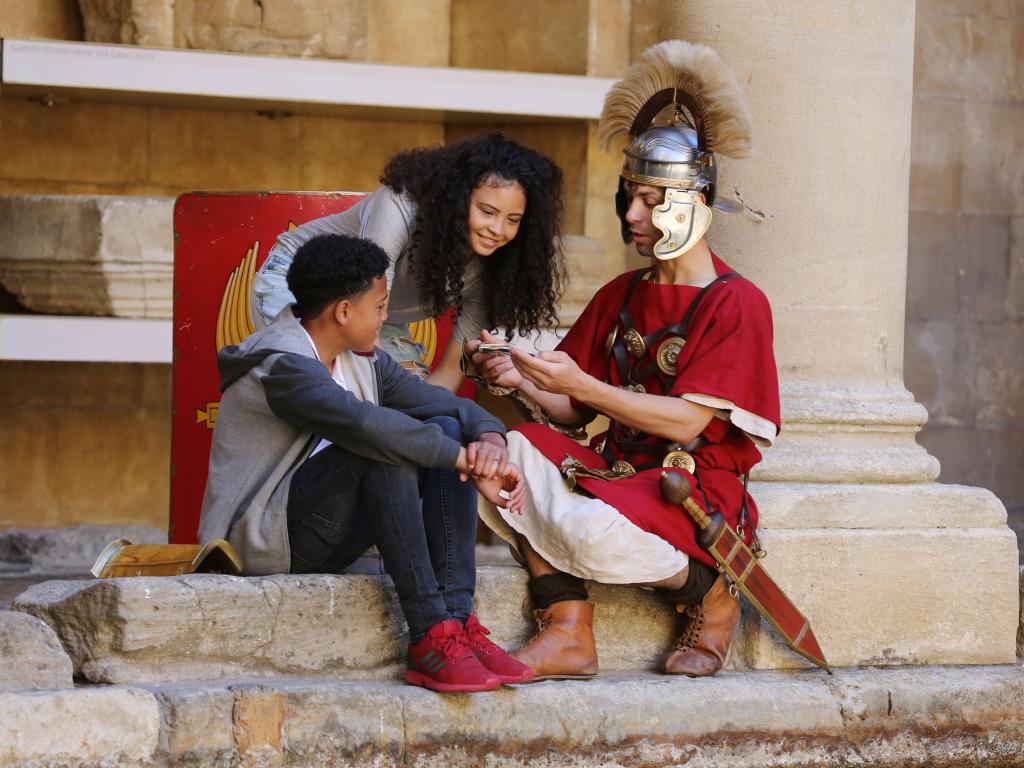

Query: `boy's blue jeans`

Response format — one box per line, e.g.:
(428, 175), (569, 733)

(286, 415), (477, 642)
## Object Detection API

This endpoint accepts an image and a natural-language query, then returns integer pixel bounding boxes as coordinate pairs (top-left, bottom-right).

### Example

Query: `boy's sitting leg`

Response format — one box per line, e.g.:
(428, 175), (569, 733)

(418, 414), (535, 684)
(287, 442), (503, 692)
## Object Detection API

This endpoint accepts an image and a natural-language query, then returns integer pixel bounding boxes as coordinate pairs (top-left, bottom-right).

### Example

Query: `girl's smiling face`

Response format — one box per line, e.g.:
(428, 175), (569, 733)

(467, 177), (527, 256)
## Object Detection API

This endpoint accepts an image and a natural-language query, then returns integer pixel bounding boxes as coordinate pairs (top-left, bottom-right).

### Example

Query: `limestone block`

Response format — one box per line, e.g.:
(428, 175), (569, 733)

(1010, 216), (1024, 318)
(833, 665), (1024, 765)
(0, 99), (150, 187)
(78, 0), (174, 47)
(1018, 565), (1023, 658)
(0, 612), (73, 691)
(0, 687), (160, 765)
(181, 0), (368, 59)
(450, 0), (588, 75)
(907, 212), (1013, 324)
(152, 686), (235, 763)
(0, 523), (166, 573)
(0, 0), (83, 40)
(298, 117), (444, 193)
(741, 525), (1019, 669)
(365, 0), (451, 67)
(962, 101), (1024, 218)
(149, 107), (302, 191)
(402, 673), (843, 759)
(144, 667), (1024, 767)
(558, 235), (606, 325)
(915, 11), (1023, 103)
(758, 383), (940, 484)
(12, 568), (700, 684)
(0, 195), (174, 318)
(741, 482), (1019, 668)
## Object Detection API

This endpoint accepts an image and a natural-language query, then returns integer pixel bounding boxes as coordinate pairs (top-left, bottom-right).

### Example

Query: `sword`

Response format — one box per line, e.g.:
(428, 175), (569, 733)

(660, 471), (831, 672)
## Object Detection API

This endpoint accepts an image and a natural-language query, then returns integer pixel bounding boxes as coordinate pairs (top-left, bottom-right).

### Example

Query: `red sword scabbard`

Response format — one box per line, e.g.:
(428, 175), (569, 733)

(660, 472), (830, 671)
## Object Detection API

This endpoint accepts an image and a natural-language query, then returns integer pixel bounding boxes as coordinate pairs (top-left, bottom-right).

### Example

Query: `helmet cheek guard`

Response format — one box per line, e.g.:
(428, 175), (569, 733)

(652, 188), (713, 260)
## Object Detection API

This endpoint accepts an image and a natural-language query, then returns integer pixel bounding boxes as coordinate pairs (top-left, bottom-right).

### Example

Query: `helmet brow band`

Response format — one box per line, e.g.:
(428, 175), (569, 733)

(621, 170), (700, 189)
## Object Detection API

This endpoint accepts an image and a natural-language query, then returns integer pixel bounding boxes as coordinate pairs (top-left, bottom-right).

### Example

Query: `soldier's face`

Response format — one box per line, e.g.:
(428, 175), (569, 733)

(623, 182), (665, 258)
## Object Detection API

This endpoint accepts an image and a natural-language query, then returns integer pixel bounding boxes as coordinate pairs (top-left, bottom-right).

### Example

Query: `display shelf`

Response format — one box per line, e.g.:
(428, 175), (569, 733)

(1, 38), (614, 122)
(0, 315), (171, 363)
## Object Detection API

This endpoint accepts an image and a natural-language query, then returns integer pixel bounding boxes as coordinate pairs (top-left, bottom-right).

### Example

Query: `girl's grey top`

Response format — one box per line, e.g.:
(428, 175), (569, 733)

(257, 187), (488, 345)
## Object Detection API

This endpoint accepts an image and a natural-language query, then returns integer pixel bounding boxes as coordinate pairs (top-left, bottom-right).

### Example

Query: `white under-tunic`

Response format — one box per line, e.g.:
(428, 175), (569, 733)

(478, 431), (688, 584)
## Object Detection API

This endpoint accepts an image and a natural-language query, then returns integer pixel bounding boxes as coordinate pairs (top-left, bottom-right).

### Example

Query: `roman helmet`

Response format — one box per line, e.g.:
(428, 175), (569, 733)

(598, 41), (754, 260)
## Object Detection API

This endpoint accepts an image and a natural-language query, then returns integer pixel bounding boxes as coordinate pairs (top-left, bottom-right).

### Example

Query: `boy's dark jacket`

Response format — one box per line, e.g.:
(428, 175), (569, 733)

(199, 307), (505, 575)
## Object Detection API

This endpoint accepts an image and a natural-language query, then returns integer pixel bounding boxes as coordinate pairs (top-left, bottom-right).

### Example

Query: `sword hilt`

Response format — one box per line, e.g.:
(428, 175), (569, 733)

(660, 471), (726, 549)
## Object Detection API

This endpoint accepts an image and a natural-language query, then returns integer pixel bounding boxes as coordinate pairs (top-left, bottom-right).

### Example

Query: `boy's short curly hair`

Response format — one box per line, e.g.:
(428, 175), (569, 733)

(286, 234), (388, 319)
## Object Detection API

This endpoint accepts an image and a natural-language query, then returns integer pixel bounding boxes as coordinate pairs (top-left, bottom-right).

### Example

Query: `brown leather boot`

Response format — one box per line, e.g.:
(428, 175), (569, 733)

(662, 574), (740, 677)
(511, 600), (599, 680)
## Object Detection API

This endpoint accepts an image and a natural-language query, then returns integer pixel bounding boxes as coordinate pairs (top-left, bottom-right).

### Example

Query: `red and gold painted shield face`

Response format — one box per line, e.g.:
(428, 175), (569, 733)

(172, 192), (459, 544)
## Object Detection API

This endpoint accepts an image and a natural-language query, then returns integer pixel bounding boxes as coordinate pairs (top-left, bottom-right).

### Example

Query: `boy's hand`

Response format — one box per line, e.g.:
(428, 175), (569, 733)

(474, 463), (527, 514)
(466, 432), (508, 480)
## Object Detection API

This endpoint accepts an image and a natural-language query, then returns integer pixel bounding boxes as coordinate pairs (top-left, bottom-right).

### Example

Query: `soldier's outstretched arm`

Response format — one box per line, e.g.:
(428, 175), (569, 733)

(513, 350), (716, 446)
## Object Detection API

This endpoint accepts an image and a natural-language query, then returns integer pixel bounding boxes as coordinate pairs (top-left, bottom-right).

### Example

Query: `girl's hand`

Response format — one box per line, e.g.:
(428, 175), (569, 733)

(468, 330), (525, 389)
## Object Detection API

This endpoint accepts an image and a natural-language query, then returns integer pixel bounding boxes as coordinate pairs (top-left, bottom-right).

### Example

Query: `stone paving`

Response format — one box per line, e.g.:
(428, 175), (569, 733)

(0, 550), (1021, 766)
(2, 667), (1024, 767)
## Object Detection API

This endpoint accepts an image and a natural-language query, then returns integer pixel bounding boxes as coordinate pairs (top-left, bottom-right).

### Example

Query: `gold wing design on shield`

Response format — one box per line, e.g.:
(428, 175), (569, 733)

(215, 239), (259, 352)
(408, 317), (439, 366)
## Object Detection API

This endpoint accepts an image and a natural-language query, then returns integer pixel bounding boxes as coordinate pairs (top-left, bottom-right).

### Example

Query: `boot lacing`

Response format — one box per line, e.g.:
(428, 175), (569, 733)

(524, 609), (552, 644)
(673, 604), (705, 652)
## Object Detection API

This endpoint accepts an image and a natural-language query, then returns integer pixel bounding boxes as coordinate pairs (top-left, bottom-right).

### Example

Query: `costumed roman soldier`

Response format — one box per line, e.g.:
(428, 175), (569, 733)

(467, 39), (781, 679)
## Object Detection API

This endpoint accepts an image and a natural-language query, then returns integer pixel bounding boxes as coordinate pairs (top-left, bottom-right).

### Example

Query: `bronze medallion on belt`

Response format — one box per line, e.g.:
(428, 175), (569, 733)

(610, 460), (637, 477)
(655, 336), (686, 376)
(623, 328), (646, 358)
(662, 449), (696, 473)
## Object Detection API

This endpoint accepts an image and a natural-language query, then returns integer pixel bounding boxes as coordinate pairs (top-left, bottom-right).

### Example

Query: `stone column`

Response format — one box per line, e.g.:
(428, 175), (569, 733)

(654, 1), (1018, 668)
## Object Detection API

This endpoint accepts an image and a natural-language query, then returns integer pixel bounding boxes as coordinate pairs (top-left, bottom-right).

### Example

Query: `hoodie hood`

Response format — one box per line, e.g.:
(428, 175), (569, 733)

(217, 307), (311, 392)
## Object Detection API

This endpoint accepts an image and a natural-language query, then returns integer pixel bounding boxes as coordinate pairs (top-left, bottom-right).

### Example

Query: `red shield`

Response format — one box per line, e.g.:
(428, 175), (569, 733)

(171, 192), (461, 543)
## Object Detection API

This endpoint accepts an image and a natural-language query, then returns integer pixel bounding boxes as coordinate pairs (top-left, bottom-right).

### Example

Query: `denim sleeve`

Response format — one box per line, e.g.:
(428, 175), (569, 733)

(251, 252), (296, 330)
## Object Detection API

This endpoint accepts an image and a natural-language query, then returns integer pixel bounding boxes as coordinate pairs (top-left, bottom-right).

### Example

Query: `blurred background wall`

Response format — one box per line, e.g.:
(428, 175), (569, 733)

(0, 0), (1019, 550)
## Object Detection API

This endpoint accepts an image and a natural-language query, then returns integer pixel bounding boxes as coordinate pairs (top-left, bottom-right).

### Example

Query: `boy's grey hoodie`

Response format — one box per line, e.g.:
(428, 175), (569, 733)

(198, 307), (505, 575)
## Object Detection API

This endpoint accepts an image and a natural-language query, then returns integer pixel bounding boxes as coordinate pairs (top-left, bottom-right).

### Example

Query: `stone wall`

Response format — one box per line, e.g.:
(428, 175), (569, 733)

(0, 0), (82, 41)
(0, 361), (169, 531)
(904, 0), (1024, 535)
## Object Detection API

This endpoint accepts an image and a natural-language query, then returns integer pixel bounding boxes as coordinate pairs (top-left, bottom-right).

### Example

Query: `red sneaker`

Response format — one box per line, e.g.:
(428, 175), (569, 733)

(464, 613), (536, 684)
(405, 619), (502, 693)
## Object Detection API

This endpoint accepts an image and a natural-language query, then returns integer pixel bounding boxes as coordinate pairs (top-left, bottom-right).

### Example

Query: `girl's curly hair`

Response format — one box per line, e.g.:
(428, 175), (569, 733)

(380, 132), (566, 336)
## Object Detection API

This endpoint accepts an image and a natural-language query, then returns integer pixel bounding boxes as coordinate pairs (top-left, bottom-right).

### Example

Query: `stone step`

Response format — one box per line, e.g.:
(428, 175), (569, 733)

(17, 566), (767, 685)
(1, 666), (1023, 767)
(14, 547), (1024, 687)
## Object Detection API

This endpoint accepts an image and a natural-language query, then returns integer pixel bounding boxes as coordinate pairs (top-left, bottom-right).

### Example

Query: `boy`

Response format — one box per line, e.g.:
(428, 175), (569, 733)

(199, 233), (532, 692)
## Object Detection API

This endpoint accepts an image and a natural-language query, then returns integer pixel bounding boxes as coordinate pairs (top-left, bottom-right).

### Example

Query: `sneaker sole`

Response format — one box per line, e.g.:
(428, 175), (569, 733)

(404, 670), (502, 693)
(489, 669), (537, 684)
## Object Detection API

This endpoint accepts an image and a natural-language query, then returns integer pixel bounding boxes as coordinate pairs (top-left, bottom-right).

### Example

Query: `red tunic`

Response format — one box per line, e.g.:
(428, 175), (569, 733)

(514, 254), (780, 567)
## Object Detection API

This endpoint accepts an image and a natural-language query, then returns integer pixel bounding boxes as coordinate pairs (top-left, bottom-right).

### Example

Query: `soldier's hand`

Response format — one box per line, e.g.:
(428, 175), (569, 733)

(511, 349), (585, 397)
